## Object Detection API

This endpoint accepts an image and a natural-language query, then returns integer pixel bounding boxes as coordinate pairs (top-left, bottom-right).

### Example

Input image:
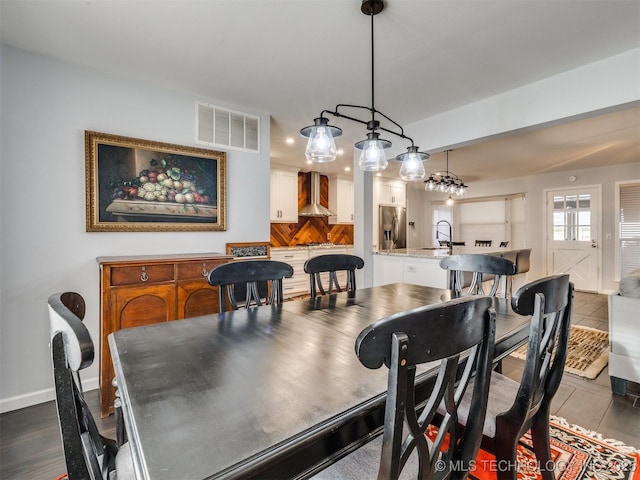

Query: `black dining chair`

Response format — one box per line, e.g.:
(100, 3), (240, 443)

(207, 259), (294, 312)
(48, 292), (134, 480)
(313, 295), (497, 480)
(453, 274), (573, 480)
(303, 254), (364, 298)
(440, 253), (516, 297)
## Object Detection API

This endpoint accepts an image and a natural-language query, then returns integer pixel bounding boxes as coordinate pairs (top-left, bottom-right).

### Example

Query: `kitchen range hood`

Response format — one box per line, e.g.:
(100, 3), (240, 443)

(299, 171), (335, 217)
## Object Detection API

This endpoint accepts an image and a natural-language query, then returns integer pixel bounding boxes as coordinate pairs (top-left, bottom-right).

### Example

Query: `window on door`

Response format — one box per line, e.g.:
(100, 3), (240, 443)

(552, 194), (591, 241)
(617, 182), (640, 279)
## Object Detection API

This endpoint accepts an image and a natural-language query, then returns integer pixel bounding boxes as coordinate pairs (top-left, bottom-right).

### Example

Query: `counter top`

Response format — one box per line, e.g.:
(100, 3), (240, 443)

(374, 248), (450, 259)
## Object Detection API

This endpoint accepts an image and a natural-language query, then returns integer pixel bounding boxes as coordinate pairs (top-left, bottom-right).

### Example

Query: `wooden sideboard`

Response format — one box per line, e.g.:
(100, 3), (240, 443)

(97, 253), (232, 417)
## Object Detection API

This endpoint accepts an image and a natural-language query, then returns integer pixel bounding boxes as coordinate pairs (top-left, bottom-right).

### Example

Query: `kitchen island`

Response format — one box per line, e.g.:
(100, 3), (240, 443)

(373, 247), (530, 292)
(373, 249), (451, 288)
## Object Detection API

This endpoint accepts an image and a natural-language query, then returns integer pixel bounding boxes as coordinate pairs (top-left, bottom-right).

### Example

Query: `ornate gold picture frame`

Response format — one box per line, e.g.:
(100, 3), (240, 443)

(85, 131), (226, 232)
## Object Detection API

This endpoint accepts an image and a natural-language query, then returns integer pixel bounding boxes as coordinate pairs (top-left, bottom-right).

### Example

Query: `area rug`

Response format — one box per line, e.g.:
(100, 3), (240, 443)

(511, 325), (609, 379)
(427, 416), (639, 480)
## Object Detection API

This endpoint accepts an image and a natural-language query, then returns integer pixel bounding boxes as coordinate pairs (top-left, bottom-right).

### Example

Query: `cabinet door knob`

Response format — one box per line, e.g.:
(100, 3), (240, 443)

(140, 267), (148, 282)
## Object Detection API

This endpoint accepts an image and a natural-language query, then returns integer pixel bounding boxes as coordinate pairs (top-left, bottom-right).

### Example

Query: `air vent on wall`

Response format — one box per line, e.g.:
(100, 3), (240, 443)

(196, 101), (260, 153)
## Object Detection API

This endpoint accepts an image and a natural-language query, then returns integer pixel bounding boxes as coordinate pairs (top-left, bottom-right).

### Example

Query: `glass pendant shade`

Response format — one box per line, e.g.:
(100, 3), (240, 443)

(305, 126), (337, 163)
(425, 177), (436, 191)
(446, 195), (454, 206)
(356, 132), (391, 171)
(397, 146), (428, 181)
(300, 117), (343, 163)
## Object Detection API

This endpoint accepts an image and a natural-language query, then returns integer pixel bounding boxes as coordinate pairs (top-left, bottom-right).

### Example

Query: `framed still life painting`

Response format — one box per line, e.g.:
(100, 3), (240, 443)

(85, 131), (226, 232)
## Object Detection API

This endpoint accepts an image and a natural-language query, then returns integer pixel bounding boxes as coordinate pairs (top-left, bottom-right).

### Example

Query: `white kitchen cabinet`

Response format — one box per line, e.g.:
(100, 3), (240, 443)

(329, 175), (354, 224)
(309, 247), (348, 287)
(373, 254), (448, 288)
(270, 246), (353, 299)
(270, 248), (309, 297)
(270, 166), (299, 222)
(377, 179), (406, 206)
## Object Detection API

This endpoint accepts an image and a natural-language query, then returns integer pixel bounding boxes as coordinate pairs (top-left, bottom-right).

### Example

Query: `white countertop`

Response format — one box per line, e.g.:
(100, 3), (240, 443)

(374, 248), (450, 259)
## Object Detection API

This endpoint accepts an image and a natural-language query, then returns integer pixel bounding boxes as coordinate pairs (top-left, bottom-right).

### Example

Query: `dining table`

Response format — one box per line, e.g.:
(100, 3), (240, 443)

(108, 283), (530, 480)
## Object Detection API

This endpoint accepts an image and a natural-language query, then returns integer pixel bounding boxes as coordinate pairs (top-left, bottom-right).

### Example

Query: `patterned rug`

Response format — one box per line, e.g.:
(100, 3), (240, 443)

(511, 325), (609, 379)
(428, 416), (639, 480)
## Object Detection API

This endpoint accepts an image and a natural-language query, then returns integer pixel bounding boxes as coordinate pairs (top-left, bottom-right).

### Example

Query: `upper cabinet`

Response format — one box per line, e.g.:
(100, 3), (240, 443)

(270, 166), (300, 222)
(329, 175), (354, 224)
(377, 179), (406, 206)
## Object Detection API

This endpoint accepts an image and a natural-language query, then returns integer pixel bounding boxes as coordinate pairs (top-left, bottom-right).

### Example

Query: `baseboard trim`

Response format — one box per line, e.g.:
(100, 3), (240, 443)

(0, 376), (99, 414)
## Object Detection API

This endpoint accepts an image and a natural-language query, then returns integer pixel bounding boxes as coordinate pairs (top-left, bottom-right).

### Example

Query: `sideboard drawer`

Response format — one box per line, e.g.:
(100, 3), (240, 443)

(177, 260), (225, 280)
(111, 264), (174, 286)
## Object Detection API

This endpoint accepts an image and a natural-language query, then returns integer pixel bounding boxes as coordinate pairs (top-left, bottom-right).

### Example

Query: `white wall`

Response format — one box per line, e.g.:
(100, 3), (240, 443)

(0, 46), (271, 412)
(416, 162), (640, 293)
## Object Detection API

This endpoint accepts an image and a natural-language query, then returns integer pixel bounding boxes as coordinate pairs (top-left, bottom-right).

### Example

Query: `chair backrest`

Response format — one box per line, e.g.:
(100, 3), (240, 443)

(514, 248), (531, 274)
(508, 274), (573, 423)
(356, 295), (496, 480)
(207, 260), (294, 312)
(48, 292), (118, 480)
(439, 253), (516, 297)
(303, 254), (364, 298)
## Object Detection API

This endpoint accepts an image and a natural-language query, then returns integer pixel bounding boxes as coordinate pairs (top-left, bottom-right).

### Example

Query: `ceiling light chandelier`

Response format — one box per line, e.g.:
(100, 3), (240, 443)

(300, 0), (429, 181)
(424, 150), (468, 196)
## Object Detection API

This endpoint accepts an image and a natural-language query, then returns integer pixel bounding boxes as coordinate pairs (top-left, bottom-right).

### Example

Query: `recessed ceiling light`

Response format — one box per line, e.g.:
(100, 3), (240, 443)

(307, 160), (312, 164)
(337, 149), (344, 155)
(376, 172), (382, 177)
(344, 166), (351, 172)
(286, 138), (294, 144)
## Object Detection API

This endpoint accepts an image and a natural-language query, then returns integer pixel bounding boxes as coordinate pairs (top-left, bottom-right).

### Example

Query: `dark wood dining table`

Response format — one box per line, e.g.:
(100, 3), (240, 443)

(108, 283), (530, 480)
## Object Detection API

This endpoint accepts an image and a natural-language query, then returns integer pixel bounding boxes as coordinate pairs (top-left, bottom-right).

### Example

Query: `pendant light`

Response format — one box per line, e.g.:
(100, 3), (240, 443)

(425, 150), (468, 196)
(300, 0), (429, 179)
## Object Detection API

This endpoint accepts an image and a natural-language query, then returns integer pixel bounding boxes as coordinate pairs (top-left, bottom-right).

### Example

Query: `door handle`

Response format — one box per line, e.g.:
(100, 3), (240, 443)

(591, 240), (598, 248)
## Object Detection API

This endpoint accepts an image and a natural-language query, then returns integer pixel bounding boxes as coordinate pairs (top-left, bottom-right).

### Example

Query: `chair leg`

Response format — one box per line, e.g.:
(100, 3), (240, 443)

(494, 424), (520, 480)
(531, 413), (554, 480)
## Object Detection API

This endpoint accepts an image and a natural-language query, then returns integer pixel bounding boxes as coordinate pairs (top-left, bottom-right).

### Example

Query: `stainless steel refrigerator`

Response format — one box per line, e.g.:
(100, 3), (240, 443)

(379, 205), (407, 250)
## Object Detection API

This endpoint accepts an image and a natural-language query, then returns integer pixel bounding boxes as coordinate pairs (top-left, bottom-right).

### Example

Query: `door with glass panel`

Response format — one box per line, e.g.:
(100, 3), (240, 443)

(546, 187), (600, 292)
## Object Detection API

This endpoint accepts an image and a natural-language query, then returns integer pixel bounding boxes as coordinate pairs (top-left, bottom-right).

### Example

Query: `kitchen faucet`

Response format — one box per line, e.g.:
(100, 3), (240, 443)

(436, 220), (453, 255)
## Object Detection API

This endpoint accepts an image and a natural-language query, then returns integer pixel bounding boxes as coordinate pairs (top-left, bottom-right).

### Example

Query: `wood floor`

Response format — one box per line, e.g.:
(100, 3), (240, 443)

(1, 292), (638, 479)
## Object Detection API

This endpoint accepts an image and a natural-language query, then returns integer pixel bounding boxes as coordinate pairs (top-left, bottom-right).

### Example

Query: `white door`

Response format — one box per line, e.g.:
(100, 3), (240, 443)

(546, 187), (600, 292)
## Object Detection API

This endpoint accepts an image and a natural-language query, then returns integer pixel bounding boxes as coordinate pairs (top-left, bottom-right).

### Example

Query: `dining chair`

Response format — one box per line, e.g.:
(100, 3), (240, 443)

(207, 259), (294, 312)
(439, 253), (516, 297)
(48, 292), (134, 480)
(313, 295), (497, 480)
(453, 274), (573, 480)
(303, 254), (364, 298)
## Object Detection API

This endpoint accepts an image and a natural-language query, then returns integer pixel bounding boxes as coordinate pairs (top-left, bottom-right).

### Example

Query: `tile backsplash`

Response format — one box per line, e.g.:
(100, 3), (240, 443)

(270, 172), (354, 247)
